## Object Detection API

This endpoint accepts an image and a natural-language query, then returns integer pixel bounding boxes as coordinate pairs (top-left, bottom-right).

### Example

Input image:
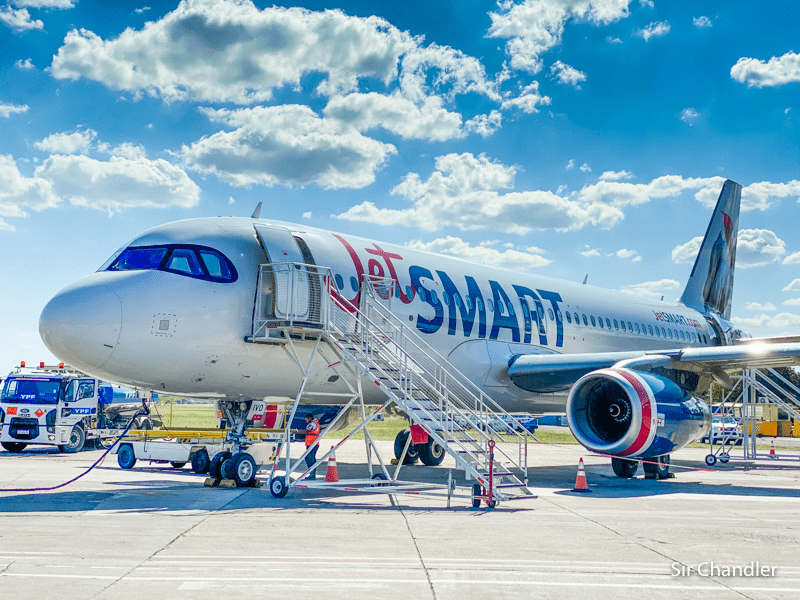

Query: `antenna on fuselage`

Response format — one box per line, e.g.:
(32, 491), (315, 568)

(251, 202), (262, 219)
(582, 274), (588, 285)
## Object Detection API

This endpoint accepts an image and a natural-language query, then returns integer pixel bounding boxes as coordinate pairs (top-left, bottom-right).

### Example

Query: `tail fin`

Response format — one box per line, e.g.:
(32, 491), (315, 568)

(678, 180), (742, 320)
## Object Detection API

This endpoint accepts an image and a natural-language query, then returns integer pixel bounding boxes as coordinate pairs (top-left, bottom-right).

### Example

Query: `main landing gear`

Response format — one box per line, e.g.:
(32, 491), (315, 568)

(611, 455), (671, 480)
(393, 429), (445, 466)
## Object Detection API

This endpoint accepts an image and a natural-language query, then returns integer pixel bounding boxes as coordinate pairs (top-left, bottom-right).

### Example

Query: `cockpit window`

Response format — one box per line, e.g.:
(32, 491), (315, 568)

(104, 244), (238, 283)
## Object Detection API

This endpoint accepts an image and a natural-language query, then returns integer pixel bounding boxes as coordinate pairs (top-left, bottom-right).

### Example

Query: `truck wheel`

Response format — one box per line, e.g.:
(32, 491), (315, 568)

(393, 429), (419, 465)
(1, 442), (27, 453)
(170, 462), (186, 469)
(611, 457), (638, 478)
(417, 439), (445, 466)
(231, 453), (257, 487)
(472, 483), (482, 508)
(59, 424), (86, 453)
(117, 443), (137, 469)
(208, 451), (231, 480)
(191, 448), (211, 474)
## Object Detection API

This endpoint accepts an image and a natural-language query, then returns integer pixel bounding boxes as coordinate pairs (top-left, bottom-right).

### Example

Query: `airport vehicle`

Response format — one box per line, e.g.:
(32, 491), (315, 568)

(702, 415), (744, 445)
(0, 363), (144, 453)
(38, 180), (800, 489)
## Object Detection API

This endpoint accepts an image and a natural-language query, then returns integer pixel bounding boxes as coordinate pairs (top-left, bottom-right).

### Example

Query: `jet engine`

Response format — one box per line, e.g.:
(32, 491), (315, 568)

(567, 368), (711, 458)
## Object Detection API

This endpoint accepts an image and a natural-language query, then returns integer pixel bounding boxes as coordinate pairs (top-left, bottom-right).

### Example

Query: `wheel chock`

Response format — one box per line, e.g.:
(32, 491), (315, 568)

(203, 477), (220, 487)
(390, 458), (400, 465)
(219, 479), (237, 488)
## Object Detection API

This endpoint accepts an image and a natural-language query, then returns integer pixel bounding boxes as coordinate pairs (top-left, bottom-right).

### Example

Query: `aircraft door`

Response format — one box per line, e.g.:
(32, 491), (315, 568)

(253, 225), (310, 322)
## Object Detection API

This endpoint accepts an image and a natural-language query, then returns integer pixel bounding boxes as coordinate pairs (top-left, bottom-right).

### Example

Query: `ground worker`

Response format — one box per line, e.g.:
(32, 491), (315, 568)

(295, 413), (321, 479)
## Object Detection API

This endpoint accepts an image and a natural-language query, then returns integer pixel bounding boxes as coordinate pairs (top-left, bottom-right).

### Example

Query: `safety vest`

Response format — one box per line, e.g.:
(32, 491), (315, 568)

(305, 419), (321, 447)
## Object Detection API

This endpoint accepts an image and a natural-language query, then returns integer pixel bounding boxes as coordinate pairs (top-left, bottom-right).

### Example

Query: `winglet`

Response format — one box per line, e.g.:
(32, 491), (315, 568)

(678, 180), (742, 320)
(251, 202), (262, 219)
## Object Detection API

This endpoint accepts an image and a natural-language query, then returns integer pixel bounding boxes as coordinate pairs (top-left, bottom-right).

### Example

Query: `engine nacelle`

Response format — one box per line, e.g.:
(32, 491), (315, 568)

(567, 368), (711, 458)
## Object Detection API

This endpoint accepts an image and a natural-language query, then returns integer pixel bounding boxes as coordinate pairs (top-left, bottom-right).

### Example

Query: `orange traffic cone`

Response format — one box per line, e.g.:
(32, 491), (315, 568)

(572, 457), (592, 493)
(325, 447), (339, 482)
(769, 439), (776, 459)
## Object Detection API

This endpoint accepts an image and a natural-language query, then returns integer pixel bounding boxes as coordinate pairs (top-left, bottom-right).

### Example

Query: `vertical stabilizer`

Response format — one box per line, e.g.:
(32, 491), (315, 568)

(678, 180), (742, 320)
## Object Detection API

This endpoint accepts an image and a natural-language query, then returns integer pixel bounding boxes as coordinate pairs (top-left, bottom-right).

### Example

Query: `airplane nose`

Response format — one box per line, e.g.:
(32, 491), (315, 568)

(39, 277), (122, 370)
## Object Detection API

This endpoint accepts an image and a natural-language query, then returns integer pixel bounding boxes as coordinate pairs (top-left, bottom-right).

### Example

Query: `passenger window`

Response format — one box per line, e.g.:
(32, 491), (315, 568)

(648, 325), (654, 336)
(582, 314), (588, 326)
(575, 312), (580, 324)
(508, 302), (515, 317)
(455, 294), (463, 308)
(679, 330), (685, 340)
(167, 249), (204, 276)
(565, 312), (572, 324)
(431, 290), (439, 304)
(613, 319), (619, 330)
(487, 299), (494, 312)
(406, 286), (414, 299)
(521, 301), (530, 319)
(395, 286), (401, 299)
(419, 288), (427, 303)
(350, 277), (358, 292)
(548, 308), (555, 321)
(590, 316), (596, 327)
(465, 296), (472, 310)
(628, 321), (633, 332)
(662, 327), (667, 338)
(635, 323), (640, 333)
(621, 321), (626, 332)
(477, 298), (484, 311)
(335, 274), (344, 290)
(443, 292), (450, 306)
(598, 317), (604, 329)
(655, 327), (660, 338)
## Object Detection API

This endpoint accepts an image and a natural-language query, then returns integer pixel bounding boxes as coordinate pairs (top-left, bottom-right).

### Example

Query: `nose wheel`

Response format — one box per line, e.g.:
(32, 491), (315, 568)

(643, 455), (671, 480)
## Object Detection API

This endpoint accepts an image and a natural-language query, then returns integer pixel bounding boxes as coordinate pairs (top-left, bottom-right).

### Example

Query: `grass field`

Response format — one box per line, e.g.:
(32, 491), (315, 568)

(155, 404), (798, 452)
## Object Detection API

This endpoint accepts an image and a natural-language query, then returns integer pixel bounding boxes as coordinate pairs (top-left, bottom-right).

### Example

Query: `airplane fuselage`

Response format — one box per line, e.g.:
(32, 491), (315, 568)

(40, 217), (721, 413)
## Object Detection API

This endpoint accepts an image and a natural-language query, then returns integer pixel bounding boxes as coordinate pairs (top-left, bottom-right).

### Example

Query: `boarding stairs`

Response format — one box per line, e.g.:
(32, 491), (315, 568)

(248, 263), (535, 504)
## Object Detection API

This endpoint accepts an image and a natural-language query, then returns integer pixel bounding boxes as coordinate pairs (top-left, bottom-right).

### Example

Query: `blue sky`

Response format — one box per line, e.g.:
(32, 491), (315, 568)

(1, 0), (799, 375)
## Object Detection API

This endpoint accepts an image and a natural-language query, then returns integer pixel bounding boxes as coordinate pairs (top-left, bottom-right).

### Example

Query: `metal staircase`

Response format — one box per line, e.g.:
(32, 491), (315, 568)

(248, 263), (535, 505)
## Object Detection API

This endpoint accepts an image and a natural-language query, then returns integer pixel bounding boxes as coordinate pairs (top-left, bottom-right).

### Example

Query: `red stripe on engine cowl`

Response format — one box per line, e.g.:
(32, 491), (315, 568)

(613, 369), (652, 457)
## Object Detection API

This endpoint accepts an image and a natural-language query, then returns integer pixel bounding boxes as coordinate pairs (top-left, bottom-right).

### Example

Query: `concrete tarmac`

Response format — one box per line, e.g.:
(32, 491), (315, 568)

(1, 440), (800, 600)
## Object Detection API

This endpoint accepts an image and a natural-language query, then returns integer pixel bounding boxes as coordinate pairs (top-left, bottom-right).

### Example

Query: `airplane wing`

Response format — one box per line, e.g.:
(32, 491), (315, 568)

(508, 342), (800, 393)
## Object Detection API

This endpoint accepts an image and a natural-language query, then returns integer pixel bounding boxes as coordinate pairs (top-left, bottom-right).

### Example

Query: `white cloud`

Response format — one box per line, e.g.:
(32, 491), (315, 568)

(606, 36), (622, 44)
(135, 6), (151, 13)
(549, 60), (587, 88)
(465, 110), (503, 137)
(599, 170), (634, 181)
(182, 105), (396, 189)
(783, 298), (800, 306)
(672, 229), (785, 268)
(680, 107), (700, 125)
(639, 0), (654, 8)
(738, 181), (800, 211)
(581, 247), (601, 257)
(783, 279), (800, 292)
(736, 229), (786, 268)
(693, 16), (712, 28)
(746, 302), (776, 312)
(407, 237), (551, 270)
(671, 236), (702, 264)
(14, 58), (34, 70)
(620, 279), (680, 300)
(0, 218), (15, 232)
(732, 313), (800, 330)
(34, 128), (97, 155)
(580, 163), (592, 172)
(565, 159), (575, 171)
(11, 0), (75, 7)
(783, 251), (800, 265)
(0, 102), (29, 118)
(633, 20), (670, 42)
(227, 196), (235, 205)
(615, 248), (640, 261)
(0, 155), (59, 219)
(731, 51), (800, 88)
(36, 152), (199, 214)
(0, 6), (43, 31)
(500, 81), (550, 114)
(336, 152), (624, 234)
(302, 211), (312, 219)
(487, 0), (633, 73)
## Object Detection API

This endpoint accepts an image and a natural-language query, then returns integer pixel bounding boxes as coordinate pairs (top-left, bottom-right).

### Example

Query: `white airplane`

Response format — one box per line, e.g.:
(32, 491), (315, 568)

(38, 180), (800, 479)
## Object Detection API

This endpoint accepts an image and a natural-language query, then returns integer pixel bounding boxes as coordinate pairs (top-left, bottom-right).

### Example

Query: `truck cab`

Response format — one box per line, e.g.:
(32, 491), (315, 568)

(0, 364), (123, 453)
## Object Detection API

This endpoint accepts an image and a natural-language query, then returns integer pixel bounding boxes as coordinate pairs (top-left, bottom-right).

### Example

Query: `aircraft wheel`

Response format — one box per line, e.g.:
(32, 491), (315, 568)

(191, 448), (211, 474)
(1, 442), (27, 453)
(643, 455), (670, 480)
(59, 424), (85, 453)
(705, 454), (717, 466)
(117, 443), (137, 469)
(270, 476), (288, 498)
(170, 461), (186, 469)
(208, 451), (232, 480)
(231, 453), (257, 487)
(417, 439), (445, 466)
(371, 472), (389, 487)
(472, 483), (482, 508)
(719, 454), (730, 464)
(611, 457), (638, 478)
(393, 429), (419, 465)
